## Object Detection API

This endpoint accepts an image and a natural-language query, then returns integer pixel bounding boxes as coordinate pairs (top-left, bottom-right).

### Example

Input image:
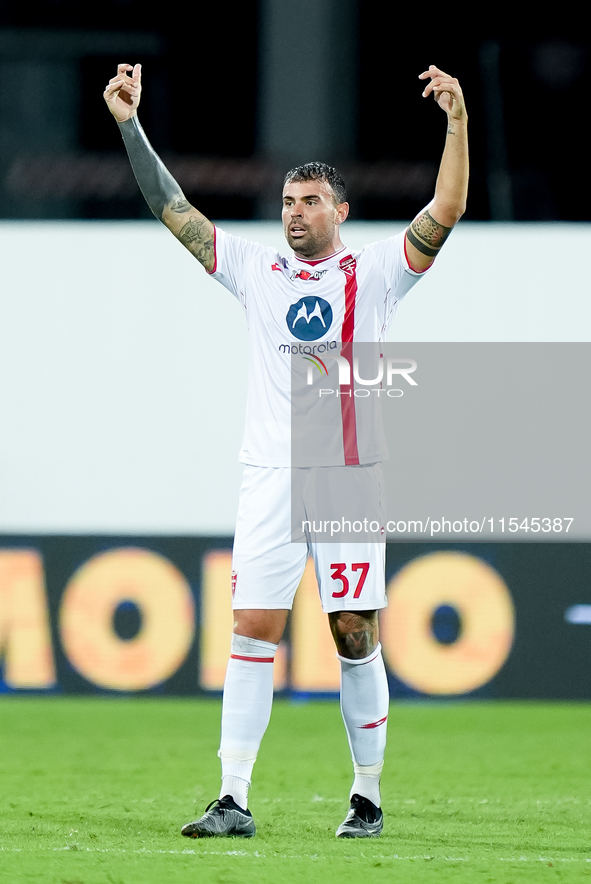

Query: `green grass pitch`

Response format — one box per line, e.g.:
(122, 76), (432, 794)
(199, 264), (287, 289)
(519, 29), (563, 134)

(1, 698), (590, 883)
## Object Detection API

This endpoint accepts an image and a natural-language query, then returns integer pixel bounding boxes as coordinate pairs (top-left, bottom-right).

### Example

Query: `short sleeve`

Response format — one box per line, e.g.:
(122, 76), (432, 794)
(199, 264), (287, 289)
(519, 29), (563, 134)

(208, 227), (270, 303)
(363, 229), (430, 304)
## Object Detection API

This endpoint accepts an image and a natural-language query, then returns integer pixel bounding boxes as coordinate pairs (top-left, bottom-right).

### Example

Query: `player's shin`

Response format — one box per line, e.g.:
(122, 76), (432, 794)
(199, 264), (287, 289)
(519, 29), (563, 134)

(218, 634), (278, 810)
(338, 643), (389, 807)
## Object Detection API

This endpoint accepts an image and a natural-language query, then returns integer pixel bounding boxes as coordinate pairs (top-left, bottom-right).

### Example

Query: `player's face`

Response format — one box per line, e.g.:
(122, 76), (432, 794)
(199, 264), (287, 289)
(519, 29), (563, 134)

(282, 179), (348, 260)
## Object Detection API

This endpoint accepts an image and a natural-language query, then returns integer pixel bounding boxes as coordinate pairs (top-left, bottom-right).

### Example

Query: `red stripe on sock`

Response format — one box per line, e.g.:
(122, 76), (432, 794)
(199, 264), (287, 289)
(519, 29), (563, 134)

(358, 715), (388, 729)
(230, 654), (274, 663)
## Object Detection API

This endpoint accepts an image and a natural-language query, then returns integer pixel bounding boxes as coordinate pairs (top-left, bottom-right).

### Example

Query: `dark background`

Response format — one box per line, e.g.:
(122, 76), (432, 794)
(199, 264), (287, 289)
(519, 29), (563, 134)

(2, 536), (591, 699)
(0, 5), (588, 221)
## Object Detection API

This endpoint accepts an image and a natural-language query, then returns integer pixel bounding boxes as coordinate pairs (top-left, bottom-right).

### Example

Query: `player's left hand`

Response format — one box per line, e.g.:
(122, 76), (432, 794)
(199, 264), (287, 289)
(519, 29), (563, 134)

(419, 66), (466, 120)
(104, 63), (142, 122)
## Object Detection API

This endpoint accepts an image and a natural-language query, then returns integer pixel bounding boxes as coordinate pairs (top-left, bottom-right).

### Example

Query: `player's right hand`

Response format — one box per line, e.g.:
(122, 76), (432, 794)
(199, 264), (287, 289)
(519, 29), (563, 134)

(104, 63), (141, 122)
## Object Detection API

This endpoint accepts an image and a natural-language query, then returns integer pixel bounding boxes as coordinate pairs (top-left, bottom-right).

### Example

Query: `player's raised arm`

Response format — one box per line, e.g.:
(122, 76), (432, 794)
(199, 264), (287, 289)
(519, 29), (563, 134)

(103, 63), (215, 272)
(405, 65), (469, 273)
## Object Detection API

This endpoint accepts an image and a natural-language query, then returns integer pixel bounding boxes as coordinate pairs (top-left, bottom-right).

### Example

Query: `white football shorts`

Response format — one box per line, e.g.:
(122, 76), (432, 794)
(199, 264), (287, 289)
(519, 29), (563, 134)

(231, 464), (387, 613)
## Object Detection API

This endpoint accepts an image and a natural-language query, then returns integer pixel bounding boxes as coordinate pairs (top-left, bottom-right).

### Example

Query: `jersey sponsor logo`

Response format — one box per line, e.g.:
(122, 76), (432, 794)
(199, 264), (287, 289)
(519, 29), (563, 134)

(290, 268), (328, 281)
(286, 296), (333, 341)
(271, 262), (283, 272)
(278, 340), (338, 355)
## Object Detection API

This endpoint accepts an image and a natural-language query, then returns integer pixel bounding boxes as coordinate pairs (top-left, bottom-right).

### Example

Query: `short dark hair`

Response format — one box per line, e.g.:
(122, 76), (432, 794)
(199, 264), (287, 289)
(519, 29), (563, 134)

(283, 162), (347, 206)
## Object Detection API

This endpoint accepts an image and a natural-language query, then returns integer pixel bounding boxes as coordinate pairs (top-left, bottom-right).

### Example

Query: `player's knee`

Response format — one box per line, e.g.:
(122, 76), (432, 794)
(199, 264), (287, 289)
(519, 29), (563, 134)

(328, 610), (379, 660)
(233, 609), (288, 644)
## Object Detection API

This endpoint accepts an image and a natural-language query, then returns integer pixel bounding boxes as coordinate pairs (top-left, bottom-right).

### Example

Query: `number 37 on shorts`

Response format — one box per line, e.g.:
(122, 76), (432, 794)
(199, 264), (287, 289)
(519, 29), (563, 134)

(330, 562), (370, 599)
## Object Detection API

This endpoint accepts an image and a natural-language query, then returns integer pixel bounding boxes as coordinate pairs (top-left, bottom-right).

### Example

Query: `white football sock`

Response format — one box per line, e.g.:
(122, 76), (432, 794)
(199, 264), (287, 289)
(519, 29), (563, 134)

(338, 643), (389, 807)
(350, 760), (384, 808)
(218, 634), (278, 810)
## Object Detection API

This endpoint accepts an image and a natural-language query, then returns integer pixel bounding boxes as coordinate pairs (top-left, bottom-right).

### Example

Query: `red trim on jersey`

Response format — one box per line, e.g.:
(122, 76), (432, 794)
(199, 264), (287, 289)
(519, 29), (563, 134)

(341, 259), (357, 343)
(404, 231), (433, 273)
(339, 255), (360, 466)
(294, 246), (347, 267)
(358, 715), (388, 730)
(206, 226), (218, 275)
(230, 654), (274, 663)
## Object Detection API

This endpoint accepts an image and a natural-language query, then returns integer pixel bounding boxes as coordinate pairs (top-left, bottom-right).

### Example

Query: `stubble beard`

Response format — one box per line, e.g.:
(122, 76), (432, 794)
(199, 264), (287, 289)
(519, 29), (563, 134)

(286, 225), (334, 260)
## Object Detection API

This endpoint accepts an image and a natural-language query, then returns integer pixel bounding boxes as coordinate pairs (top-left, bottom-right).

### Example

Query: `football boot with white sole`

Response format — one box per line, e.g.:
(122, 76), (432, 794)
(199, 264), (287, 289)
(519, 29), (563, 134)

(335, 793), (383, 838)
(181, 795), (256, 838)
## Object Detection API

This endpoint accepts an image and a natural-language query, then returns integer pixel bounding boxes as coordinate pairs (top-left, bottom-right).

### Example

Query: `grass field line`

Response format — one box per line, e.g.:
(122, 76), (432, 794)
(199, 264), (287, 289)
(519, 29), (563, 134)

(2, 846), (591, 863)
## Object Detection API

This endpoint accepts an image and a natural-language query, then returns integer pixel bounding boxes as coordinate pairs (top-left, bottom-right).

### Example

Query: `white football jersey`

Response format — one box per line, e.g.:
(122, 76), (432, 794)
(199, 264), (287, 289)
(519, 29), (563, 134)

(209, 226), (428, 467)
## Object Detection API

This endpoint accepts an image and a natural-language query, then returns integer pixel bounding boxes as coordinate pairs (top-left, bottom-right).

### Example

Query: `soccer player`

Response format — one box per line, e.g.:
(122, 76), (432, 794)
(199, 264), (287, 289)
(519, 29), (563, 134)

(104, 62), (468, 839)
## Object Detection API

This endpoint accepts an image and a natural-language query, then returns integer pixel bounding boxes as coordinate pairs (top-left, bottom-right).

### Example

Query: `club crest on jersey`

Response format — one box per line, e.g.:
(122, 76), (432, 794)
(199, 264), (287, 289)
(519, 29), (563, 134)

(286, 296), (333, 341)
(290, 268), (328, 281)
(339, 254), (357, 276)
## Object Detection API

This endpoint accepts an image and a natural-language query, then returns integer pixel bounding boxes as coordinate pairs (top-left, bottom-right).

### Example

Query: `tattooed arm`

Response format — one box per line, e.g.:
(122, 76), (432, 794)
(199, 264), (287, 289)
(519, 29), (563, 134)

(405, 65), (469, 273)
(103, 63), (215, 272)
(117, 116), (215, 269)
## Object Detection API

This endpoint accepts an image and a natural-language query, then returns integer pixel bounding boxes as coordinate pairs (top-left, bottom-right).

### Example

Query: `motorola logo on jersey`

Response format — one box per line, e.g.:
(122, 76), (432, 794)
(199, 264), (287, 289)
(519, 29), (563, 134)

(286, 297), (333, 341)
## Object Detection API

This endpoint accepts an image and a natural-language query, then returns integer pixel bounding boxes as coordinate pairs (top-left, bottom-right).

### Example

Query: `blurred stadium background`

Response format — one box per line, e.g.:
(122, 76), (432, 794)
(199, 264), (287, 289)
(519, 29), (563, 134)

(1, 8), (590, 703)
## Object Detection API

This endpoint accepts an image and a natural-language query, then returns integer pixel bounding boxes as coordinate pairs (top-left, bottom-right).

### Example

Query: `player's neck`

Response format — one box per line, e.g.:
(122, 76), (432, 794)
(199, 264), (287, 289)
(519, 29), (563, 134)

(293, 240), (346, 263)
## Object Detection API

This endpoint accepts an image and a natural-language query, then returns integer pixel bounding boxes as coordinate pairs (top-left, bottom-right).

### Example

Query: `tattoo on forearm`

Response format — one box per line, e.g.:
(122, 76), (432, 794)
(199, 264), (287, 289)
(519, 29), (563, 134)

(408, 209), (453, 257)
(118, 118), (214, 268)
(169, 197), (192, 214)
(179, 216), (214, 265)
(118, 117), (185, 220)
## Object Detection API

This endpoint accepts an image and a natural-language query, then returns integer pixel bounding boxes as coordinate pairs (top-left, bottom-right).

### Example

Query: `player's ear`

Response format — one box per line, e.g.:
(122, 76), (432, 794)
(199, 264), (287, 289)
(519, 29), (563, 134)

(335, 202), (349, 225)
